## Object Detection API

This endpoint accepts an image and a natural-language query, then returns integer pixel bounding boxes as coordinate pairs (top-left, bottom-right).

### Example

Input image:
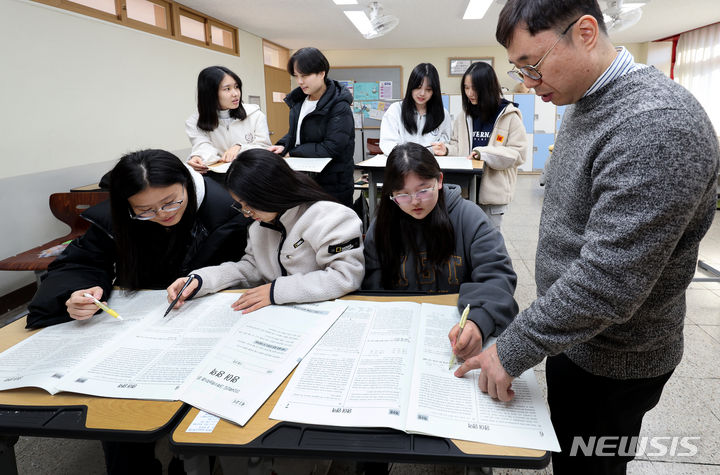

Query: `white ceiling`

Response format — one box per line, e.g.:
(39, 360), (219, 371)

(180, 0), (720, 50)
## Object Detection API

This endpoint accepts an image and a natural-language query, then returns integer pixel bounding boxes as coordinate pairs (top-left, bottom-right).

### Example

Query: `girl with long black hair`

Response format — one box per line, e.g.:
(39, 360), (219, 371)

(167, 148), (364, 313)
(379, 63), (452, 156)
(447, 61), (527, 228)
(27, 149), (250, 328)
(186, 65), (271, 173)
(363, 142), (518, 359)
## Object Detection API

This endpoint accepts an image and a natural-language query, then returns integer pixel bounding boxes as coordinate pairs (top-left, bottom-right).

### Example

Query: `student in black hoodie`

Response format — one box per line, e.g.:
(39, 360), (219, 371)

(363, 142), (518, 360)
(269, 47), (355, 206)
(27, 149), (251, 329)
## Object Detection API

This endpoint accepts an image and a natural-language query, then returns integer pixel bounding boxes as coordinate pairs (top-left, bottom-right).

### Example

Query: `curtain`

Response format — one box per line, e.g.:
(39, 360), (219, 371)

(674, 23), (720, 135)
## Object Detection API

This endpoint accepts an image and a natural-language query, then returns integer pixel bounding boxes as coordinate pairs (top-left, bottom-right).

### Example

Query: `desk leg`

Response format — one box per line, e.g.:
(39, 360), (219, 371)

(0, 435), (19, 475)
(695, 260), (720, 282)
(182, 454), (211, 475)
(367, 171), (379, 222)
(469, 175), (478, 203)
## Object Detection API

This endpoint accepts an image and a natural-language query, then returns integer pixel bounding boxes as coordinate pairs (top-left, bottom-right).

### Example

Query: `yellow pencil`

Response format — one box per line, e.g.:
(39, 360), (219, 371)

(449, 304), (470, 369)
(83, 293), (123, 320)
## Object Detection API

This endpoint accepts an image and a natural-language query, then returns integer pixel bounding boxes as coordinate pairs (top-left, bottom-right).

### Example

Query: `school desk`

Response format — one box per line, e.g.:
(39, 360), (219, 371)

(170, 293), (550, 473)
(356, 156), (484, 219)
(0, 317), (186, 475)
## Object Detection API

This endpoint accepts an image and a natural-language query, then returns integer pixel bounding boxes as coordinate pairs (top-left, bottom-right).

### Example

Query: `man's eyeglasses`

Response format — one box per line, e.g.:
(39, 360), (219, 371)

(390, 185), (436, 205)
(507, 17), (580, 83)
(231, 201), (254, 216)
(129, 198), (184, 220)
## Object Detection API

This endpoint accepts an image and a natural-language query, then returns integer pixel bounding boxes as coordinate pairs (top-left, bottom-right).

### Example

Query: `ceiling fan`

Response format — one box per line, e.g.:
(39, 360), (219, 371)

(363, 2), (399, 39)
(603, 0), (649, 33)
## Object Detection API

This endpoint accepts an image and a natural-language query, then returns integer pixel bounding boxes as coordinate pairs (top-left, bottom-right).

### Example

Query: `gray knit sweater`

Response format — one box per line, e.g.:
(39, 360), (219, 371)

(497, 66), (719, 379)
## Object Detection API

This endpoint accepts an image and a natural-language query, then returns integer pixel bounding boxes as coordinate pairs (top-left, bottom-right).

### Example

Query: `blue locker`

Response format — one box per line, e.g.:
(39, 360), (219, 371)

(533, 133), (555, 170)
(513, 94), (535, 134)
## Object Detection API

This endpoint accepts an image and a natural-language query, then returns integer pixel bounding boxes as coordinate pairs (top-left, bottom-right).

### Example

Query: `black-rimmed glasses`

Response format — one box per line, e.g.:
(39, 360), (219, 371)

(507, 18), (580, 83)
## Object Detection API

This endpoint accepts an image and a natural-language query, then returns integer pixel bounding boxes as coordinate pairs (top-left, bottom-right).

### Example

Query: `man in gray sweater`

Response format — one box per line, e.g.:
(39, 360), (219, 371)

(455, 1), (720, 473)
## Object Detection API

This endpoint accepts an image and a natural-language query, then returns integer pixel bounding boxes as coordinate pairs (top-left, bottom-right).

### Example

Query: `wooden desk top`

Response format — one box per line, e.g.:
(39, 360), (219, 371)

(70, 183), (103, 192)
(0, 317), (183, 433)
(172, 293), (545, 461)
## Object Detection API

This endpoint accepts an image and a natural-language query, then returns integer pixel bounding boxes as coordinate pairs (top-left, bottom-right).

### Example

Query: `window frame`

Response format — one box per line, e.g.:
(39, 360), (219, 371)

(33, 0), (240, 56)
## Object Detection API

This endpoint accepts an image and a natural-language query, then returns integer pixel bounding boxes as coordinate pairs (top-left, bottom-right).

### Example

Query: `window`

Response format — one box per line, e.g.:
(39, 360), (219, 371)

(210, 21), (236, 53)
(34, 0), (239, 56)
(125, 0), (170, 33)
(263, 40), (289, 69)
(178, 8), (206, 43)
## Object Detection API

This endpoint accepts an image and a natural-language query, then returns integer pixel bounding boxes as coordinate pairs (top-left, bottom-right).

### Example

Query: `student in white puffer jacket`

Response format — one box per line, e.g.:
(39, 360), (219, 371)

(185, 66), (271, 173)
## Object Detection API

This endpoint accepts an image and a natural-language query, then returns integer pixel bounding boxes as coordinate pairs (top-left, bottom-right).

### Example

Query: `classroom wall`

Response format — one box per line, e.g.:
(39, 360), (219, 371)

(323, 42), (651, 95)
(0, 0), (266, 297)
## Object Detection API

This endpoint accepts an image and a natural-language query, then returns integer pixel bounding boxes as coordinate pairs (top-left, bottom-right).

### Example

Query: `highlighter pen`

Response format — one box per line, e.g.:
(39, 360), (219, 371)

(448, 304), (470, 369)
(83, 293), (123, 320)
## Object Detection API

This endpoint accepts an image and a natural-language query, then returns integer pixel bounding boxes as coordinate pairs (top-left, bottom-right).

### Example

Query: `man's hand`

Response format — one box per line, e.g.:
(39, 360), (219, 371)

(454, 344), (515, 402)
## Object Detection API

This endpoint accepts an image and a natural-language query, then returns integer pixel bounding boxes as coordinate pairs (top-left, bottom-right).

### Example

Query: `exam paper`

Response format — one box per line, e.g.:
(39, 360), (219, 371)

(0, 290), (163, 394)
(211, 157), (332, 174)
(180, 301), (347, 426)
(358, 155), (473, 171)
(269, 301), (418, 430)
(272, 301), (559, 452)
(404, 304), (560, 452)
(58, 293), (242, 400)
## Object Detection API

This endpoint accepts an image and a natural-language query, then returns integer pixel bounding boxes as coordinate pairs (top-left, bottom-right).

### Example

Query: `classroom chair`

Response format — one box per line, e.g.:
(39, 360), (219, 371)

(366, 138), (382, 157)
(0, 192), (109, 283)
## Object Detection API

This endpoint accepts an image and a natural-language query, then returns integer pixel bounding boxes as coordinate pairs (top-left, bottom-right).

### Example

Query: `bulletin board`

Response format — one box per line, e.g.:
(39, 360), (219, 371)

(329, 66), (403, 128)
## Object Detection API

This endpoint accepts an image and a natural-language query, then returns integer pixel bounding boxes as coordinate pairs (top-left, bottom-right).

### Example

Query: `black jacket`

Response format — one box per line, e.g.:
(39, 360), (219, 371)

(276, 79), (355, 204)
(27, 177), (251, 328)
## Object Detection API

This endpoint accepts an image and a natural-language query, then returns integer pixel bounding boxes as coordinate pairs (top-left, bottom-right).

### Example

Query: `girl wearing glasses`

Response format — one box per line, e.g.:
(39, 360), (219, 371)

(167, 148), (364, 314)
(363, 142), (518, 359)
(27, 149), (251, 328)
(447, 62), (527, 228)
(186, 66), (272, 174)
(379, 63), (452, 156)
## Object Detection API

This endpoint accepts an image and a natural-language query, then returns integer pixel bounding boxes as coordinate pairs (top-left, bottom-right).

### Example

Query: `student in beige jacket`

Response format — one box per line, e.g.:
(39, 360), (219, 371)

(167, 149), (364, 313)
(448, 62), (527, 228)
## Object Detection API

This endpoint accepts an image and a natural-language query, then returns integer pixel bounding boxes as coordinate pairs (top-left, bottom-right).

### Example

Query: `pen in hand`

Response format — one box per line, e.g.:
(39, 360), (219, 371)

(449, 304), (470, 369)
(83, 293), (123, 320)
(165, 275), (196, 317)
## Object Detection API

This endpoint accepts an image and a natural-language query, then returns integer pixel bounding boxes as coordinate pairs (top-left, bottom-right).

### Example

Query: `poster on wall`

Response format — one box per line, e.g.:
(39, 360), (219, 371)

(339, 80), (354, 97)
(379, 81), (393, 100)
(354, 82), (379, 101)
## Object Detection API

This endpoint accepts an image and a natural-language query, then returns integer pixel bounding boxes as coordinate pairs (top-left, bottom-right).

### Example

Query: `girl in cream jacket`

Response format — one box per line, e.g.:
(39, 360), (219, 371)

(186, 66), (271, 172)
(167, 149), (364, 313)
(447, 62), (527, 228)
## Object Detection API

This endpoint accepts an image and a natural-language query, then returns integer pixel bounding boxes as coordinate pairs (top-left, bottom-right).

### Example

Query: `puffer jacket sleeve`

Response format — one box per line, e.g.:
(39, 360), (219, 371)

(26, 224), (116, 328)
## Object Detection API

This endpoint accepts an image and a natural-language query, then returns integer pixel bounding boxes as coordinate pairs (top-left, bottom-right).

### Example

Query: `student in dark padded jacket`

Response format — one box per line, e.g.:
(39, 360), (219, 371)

(27, 148), (251, 329)
(268, 47), (355, 206)
(363, 142), (518, 360)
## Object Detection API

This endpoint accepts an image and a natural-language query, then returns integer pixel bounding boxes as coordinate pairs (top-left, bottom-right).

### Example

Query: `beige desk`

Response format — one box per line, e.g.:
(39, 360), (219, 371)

(170, 294), (549, 470)
(0, 317), (185, 473)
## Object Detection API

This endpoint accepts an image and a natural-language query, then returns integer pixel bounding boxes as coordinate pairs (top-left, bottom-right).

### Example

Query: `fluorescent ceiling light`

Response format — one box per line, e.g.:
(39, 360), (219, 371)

(344, 10), (373, 36)
(333, 0), (358, 5)
(463, 0), (493, 20)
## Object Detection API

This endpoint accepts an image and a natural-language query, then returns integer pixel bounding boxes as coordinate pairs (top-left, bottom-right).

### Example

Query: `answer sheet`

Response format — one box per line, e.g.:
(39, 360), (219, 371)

(271, 301), (559, 452)
(180, 301), (346, 426)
